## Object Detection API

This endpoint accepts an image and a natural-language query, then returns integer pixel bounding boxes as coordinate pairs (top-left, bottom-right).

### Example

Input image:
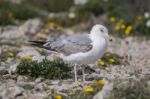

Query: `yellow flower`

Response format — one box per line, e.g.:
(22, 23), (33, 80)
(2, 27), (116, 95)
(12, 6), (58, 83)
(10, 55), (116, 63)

(24, 56), (32, 61)
(104, 53), (110, 57)
(20, 44), (25, 48)
(137, 15), (143, 20)
(57, 26), (64, 31)
(84, 87), (94, 93)
(43, 28), (49, 33)
(55, 95), (62, 99)
(109, 16), (116, 23)
(7, 52), (14, 57)
(114, 23), (121, 31)
(109, 58), (115, 63)
(47, 22), (55, 27)
(125, 25), (132, 36)
(98, 60), (105, 66)
(97, 79), (105, 86)
(120, 24), (126, 29)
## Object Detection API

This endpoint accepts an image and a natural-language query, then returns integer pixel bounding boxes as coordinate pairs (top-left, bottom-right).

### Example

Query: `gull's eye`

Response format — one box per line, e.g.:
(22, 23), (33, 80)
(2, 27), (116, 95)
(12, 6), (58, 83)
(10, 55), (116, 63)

(100, 29), (104, 33)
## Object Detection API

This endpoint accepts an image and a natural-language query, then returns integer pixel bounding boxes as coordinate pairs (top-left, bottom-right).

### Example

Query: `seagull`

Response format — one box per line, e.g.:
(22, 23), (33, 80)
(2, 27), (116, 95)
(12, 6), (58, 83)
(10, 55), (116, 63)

(30, 24), (109, 83)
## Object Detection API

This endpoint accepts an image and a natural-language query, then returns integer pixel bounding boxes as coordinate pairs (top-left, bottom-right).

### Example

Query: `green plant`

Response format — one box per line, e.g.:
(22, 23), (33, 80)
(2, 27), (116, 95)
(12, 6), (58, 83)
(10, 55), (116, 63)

(24, 0), (74, 12)
(16, 58), (72, 79)
(108, 77), (150, 99)
(0, 0), (40, 25)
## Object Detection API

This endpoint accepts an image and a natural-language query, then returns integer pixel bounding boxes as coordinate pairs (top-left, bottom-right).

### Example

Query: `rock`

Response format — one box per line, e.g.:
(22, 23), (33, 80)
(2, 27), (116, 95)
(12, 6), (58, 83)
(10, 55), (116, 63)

(17, 76), (28, 82)
(19, 19), (42, 35)
(51, 83), (78, 92)
(1, 86), (24, 99)
(17, 82), (35, 90)
(32, 55), (45, 62)
(46, 80), (60, 85)
(0, 26), (24, 39)
(9, 63), (19, 74)
(0, 66), (8, 75)
(17, 47), (40, 58)
(28, 93), (48, 99)
(35, 77), (45, 84)
(0, 69), (8, 75)
(34, 83), (47, 92)
(19, 82), (35, 90)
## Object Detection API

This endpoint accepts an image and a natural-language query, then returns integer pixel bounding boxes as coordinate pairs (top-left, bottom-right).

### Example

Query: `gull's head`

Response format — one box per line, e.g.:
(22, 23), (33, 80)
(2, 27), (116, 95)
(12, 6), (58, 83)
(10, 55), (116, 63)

(90, 24), (109, 40)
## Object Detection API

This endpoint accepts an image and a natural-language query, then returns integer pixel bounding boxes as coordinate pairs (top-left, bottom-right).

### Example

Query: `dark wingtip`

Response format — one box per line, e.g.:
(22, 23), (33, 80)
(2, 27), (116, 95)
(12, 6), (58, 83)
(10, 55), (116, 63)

(28, 41), (46, 47)
(29, 41), (46, 44)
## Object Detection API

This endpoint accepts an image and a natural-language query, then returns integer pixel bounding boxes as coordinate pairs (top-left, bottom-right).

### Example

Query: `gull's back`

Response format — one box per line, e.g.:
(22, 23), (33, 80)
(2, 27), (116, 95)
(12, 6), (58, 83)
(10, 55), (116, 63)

(30, 34), (92, 56)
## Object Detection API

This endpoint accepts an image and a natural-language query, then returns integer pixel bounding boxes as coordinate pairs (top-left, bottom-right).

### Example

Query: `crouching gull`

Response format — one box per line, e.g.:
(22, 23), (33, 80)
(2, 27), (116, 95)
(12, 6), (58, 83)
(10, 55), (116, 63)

(30, 24), (109, 83)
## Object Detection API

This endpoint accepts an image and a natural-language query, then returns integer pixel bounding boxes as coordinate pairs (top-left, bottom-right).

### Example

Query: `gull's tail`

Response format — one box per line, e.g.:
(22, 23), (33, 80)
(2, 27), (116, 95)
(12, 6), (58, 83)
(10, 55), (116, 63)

(29, 41), (46, 48)
(29, 41), (57, 52)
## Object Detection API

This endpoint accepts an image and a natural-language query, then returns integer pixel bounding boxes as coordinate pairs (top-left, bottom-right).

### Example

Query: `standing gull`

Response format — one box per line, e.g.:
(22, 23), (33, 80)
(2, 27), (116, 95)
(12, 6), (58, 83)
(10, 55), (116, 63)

(30, 24), (109, 83)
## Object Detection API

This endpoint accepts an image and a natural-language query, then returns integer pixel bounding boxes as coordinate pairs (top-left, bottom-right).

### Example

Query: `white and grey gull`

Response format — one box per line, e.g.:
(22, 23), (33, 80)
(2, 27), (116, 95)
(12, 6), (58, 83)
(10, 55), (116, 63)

(30, 24), (109, 83)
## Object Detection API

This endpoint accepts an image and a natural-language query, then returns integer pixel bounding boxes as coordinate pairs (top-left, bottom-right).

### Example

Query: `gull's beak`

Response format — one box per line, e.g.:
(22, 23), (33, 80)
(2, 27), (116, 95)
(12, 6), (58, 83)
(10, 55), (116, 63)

(108, 34), (113, 42)
(109, 36), (113, 42)
(105, 33), (112, 42)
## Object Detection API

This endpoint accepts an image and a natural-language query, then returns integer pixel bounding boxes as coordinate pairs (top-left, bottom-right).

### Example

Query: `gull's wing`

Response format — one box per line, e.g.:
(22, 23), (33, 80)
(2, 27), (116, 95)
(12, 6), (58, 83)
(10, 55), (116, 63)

(30, 34), (92, 55)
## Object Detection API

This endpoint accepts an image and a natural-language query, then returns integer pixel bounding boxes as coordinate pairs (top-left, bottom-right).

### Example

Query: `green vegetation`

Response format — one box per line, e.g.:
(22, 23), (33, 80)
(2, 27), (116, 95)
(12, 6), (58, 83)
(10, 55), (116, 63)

(16, 58), (72, 79)
(24, 0), (74, 12)
(108, 77), (150, 99)
(98, 52), (127, 68)
(0, 0), (40, 25)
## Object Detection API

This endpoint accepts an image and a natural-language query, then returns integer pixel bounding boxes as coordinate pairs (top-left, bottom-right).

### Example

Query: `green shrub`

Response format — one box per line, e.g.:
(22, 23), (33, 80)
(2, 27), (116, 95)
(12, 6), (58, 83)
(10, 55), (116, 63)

(108, 77), (150, 99)
(16, 58), (72, 79)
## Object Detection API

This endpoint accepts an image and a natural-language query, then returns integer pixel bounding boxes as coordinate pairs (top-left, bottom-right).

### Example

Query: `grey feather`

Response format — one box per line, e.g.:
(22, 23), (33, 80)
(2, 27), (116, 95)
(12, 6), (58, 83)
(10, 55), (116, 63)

(43, 34), (92, 55)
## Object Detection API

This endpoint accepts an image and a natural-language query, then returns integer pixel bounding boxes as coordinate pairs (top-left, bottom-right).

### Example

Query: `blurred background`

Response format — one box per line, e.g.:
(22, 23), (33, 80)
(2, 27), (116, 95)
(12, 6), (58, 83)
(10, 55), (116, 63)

(0, 0), (150, 37)
(0, 0), (150, 99)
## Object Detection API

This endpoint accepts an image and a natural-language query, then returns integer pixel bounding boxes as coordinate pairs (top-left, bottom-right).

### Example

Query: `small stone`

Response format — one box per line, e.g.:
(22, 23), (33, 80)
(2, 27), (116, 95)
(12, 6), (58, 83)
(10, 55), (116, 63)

(3, 86), (24, 98)
(32, 55), (45, 62)
(9, 63), (19, 74)
(46, 80), (60, 85)
(19, 82), (35, 90)
(0, 69), (8, 75)
(35, 77), (45, 84)
(34, 83), (46, 92)
(29, 93), (48, 99)
(17, 76), (28, 82)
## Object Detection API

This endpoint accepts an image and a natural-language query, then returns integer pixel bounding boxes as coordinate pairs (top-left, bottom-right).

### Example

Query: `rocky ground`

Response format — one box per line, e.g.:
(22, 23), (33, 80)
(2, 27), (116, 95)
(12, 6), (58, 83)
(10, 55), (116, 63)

(0, 19), (150, 99)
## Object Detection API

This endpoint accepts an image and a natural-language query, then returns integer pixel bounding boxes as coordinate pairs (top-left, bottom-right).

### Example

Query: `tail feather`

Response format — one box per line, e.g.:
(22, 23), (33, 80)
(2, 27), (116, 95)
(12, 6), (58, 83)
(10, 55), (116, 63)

(29, 41), (56, 51)
(29, 41), (46, 48)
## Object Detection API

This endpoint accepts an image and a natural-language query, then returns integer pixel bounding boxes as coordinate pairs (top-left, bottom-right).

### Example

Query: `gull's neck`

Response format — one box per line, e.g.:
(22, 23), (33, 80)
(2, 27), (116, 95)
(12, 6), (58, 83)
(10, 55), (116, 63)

(89, 31), (108, 51)
(89, 32), (105, 44)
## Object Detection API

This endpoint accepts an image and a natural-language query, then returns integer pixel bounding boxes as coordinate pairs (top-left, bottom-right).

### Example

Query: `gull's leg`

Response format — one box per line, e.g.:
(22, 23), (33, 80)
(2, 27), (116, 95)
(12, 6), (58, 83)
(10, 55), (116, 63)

(82, 65), (86, 82)
(74, 64), (78, 83)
